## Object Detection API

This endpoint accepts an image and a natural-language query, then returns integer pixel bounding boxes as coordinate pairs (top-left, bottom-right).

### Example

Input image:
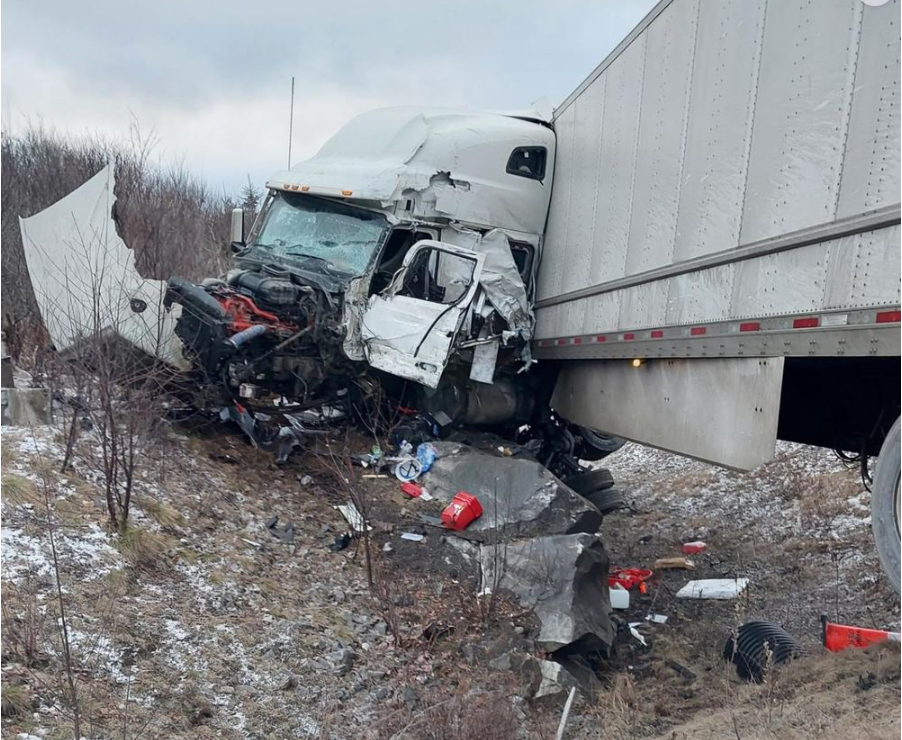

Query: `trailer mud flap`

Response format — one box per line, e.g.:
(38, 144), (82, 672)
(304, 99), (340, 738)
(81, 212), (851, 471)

(551, 357), (784, 471)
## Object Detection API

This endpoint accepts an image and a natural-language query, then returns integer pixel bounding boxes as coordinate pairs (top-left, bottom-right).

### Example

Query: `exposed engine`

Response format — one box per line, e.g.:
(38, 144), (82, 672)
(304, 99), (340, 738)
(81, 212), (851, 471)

(165, 265), (357, 411)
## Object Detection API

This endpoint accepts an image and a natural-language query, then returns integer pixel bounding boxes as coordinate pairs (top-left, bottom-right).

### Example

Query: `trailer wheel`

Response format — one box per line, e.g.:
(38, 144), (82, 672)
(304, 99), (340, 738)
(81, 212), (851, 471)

(872, 417), (901, 595)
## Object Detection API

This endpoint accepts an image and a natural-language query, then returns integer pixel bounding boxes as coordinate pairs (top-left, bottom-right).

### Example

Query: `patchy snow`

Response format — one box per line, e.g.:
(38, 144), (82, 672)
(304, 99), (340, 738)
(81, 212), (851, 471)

(0, 523), (120, 585)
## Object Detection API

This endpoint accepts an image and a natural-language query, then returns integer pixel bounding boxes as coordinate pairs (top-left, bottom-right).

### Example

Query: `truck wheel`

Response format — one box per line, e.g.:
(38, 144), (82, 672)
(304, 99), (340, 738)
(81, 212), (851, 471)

(563, 468), (615, 495)
(583, 487), (626, 515)
(872, 417), (901, 595)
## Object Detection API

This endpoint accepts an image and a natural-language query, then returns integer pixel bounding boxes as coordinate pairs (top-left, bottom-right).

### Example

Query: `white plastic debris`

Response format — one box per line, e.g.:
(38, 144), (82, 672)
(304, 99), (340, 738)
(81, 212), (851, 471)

(675, 578), (749, 600)
(609, 584), (630, 610)
(400, 533), (425, 542)
(336, 502), (371, 533)
(645, 613), (668, 624)
(627, 623), (647, 646)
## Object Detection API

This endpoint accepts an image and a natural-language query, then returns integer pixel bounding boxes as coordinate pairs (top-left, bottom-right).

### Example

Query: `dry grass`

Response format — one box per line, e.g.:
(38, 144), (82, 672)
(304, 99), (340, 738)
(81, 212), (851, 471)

(2, 473), (40, 506)
(141, 498), (186, 530)
(645, 643), (901, 740)
(115, 525), (175, 570)
(1, 683), (32, 718)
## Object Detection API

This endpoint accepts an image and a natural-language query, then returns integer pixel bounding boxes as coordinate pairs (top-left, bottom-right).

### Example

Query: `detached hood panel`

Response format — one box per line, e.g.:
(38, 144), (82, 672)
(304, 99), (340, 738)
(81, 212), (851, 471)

(19, 166), (189, 369)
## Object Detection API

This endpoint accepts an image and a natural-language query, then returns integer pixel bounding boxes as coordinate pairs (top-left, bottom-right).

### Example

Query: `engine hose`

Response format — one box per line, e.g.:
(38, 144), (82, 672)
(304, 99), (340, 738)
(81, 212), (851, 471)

(225, 324), (269, 348)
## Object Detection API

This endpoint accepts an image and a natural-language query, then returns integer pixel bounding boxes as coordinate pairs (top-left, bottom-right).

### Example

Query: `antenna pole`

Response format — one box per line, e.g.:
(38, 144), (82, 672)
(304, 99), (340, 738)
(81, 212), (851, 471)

(288, 76), (296, 168)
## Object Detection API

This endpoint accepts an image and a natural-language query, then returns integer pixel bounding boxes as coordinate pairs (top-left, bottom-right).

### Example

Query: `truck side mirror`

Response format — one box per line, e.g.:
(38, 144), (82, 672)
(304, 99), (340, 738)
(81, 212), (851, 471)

(230, 208), (245, 252)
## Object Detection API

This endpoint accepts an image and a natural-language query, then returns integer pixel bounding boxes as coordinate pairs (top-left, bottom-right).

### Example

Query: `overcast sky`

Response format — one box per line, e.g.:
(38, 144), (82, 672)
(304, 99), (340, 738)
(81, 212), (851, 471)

(2, 0), (656, 193)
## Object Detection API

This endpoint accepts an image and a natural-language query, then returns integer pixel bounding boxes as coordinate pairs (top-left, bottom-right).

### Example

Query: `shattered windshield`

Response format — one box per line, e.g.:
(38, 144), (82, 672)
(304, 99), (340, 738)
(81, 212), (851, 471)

(251, 192), (387, 276)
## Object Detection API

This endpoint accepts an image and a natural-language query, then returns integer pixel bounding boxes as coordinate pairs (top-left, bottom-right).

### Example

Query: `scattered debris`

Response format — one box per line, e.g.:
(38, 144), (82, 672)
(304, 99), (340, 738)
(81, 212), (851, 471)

(665, 658), (696, 680)
(400, 482), (423, 498)
(723, 621), (806, 682)
(440, 492), (483, 531)
(654, 556), (695, 570)
(266, 515), (295, 543)
(645, 613), (668, 624)
(400, 533), (425, 542)
(628, 623), (647, 647)
(210, 452), (239, 464)
(608, 568), (653, 591)
(299, 474), (314, 485)
(394, 456), (424, 482)
(329, 533), (352, 552)
(336, 502), (370, 532)
(681, 540), (707, 554)
(554, 686), (577, 740)
(416, 442), (437, 473)
(676, 578), (749, 600)
(609, 585), (629, 610)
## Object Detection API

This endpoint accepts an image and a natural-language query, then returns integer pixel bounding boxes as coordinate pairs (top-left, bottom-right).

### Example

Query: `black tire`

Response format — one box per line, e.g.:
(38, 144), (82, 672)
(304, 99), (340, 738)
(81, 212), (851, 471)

(872, 417), (901, 595)
(577, 427), (627, 462)
(583, 487), (626, 514)
(723, 622), (806, 682)
(563, 468), (615, 495)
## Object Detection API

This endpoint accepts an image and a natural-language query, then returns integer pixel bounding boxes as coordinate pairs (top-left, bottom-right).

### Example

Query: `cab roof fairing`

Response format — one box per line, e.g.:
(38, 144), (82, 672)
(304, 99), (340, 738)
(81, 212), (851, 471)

(266, 107), (555, 236)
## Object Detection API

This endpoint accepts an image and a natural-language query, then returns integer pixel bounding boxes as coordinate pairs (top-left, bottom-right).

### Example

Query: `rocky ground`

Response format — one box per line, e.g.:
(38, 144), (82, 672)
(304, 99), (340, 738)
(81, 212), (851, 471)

(1, 407), (899, 740)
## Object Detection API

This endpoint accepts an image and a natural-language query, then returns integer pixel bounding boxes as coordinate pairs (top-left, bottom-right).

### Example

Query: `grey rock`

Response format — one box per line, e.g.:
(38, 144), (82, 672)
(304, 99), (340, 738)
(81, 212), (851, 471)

(480, 533), (613, 653)
(534, 660), (578, 699)
(391, 593), (415, 607)
(489, 652), (513, 672)
(372, 687), (391, 701)
(424, 443), (601, 541)
(400, 685), (419, 706)
(327, 646), (357, 676)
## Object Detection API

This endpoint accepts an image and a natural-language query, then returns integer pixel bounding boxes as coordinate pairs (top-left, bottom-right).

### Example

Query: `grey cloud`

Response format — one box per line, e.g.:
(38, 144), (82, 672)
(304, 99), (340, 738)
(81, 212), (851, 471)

(2, 0), (655, 109)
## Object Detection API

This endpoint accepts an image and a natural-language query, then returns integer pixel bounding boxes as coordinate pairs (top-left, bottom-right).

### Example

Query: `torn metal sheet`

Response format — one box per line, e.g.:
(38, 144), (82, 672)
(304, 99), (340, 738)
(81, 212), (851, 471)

(446, 228), (536, 354)
(469, 337), (500, 384)
(18, 166), (188, 369)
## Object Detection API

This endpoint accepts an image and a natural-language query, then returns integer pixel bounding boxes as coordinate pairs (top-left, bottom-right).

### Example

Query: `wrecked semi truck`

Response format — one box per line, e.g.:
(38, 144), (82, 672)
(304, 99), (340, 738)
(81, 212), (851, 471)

(19, 0), (901, 591)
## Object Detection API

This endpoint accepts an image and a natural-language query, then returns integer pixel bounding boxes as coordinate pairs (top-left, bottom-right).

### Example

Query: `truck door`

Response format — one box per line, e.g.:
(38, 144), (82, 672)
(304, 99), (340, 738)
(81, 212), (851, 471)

(360, 240), (485, 388)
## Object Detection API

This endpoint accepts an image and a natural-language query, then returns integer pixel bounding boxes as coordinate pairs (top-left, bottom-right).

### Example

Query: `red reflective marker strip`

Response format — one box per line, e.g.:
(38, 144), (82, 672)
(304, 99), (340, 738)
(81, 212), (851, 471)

(650, 330), (664, 338)
(792, 317), (819, 329)
(557, 339), (566, 346)
(876, 310), (901, 324)
(572, 337), (582, 345)
(596, 335), (607, 342)
(623, 332), (635, 340)
(690, 327), (706, 336)
(739, 322), (761, 332)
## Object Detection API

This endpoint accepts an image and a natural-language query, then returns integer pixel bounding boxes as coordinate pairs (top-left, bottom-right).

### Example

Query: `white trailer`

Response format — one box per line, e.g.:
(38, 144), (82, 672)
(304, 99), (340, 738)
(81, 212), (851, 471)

(534, 0), (900, 590)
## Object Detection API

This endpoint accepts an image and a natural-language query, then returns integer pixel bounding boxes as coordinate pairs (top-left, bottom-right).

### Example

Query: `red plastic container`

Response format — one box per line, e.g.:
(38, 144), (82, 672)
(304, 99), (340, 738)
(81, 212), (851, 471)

(608, 568), (653, 591)
(682, 541), (707, 555)
(441, 491), (483, 531)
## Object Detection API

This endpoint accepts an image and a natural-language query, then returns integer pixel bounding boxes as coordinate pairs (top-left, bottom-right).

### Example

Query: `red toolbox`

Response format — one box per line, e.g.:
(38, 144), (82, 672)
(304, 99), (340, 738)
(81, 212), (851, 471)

(441, 492), (483, 530)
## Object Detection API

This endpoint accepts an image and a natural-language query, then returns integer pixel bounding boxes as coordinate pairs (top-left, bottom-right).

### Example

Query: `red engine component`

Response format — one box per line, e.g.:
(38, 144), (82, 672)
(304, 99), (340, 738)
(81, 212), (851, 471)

(214, 292), (297, 335)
